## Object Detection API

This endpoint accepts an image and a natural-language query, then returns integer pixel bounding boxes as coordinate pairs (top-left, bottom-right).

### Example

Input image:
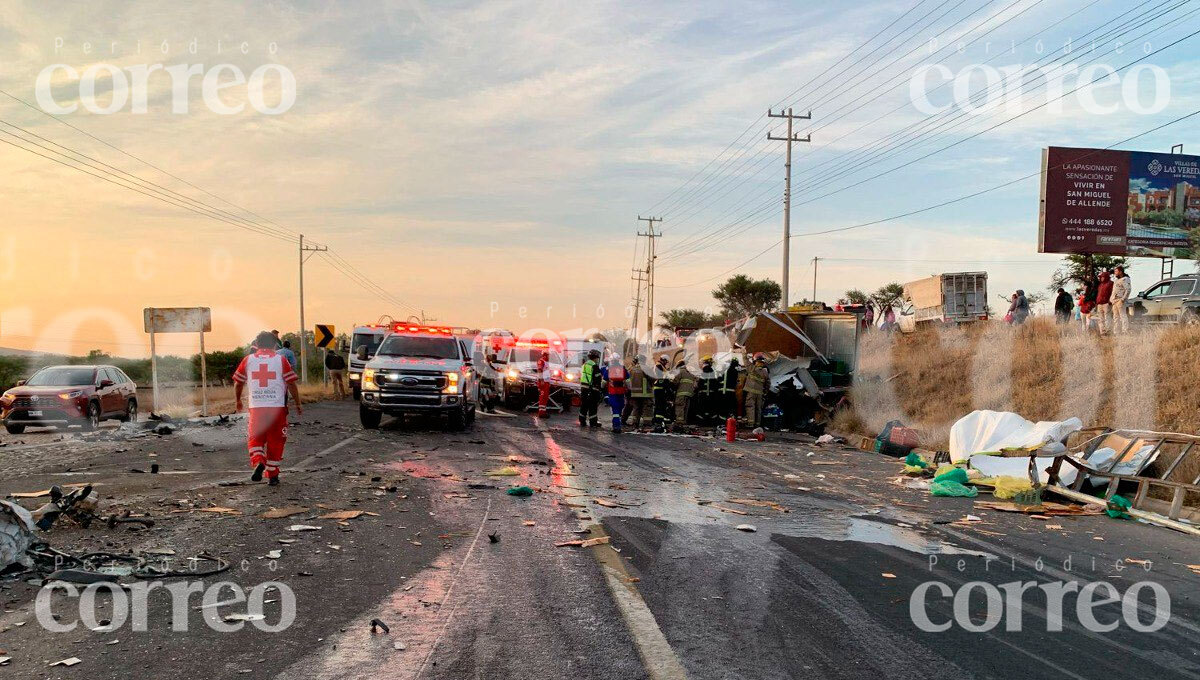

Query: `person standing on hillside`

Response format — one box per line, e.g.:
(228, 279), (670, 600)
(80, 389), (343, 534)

(1054, 287), (1074, 324)
(1080, 275), (1098, 331)
(1095, 271), (1114, 334)
(1008, 290), (1030, 325)
(234, 331), (302, 486)
(1111, 266), (1132, 334)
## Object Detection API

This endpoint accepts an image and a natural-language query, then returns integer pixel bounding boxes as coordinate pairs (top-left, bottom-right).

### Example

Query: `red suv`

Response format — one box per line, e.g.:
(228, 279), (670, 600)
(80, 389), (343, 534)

(1, 365), (138, 434)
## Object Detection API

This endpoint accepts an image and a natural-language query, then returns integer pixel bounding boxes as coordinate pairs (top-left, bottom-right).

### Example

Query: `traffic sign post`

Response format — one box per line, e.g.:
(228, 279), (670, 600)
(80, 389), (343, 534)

(144, 307), (212, 417)
(314, 325), (335, 388)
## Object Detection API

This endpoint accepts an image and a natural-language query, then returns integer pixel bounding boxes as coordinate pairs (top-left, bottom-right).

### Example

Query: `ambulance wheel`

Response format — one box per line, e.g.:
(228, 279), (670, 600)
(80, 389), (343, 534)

(446, 405), (465, 431)
(359, 404), (381, 429)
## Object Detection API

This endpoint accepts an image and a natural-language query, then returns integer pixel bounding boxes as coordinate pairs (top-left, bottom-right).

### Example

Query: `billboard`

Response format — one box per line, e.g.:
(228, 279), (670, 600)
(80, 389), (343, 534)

(1039, 146), (1200, 259)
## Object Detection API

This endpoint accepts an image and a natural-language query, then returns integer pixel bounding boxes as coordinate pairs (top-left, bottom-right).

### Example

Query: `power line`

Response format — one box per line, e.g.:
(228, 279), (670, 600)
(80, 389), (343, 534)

(654, 1), (1197, 264)
(645, 0), (938, 219)
(657, 106), (1200, 289)
(0, 96), (416, 313)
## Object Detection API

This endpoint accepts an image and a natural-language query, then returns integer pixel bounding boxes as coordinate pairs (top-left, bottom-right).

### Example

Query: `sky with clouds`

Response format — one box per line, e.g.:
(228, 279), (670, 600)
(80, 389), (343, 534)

(1, 0), (1198, 356)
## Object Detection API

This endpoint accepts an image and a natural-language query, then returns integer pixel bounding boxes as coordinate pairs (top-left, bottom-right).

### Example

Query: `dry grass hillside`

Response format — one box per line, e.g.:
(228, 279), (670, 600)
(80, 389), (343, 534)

(838, 318), (1200, 454)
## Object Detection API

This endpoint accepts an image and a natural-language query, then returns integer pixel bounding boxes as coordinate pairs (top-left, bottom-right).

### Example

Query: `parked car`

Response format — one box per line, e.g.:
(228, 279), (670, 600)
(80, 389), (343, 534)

(1126, 274), (1200, 324)
(0, 365), (138, 434)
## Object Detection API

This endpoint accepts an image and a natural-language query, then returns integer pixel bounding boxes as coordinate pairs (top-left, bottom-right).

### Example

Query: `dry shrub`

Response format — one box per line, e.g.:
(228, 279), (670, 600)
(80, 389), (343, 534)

(843, 321), (1200, 453)
(149, 383), (337, 418)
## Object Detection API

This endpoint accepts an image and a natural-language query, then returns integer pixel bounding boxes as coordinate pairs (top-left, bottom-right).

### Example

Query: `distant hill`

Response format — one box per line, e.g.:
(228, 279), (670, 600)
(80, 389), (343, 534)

(0, 346), (62, 358)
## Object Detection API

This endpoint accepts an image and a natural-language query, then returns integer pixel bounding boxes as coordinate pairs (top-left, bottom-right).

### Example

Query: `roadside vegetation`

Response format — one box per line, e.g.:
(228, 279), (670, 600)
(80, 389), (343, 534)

(836, 318), (1200, 487)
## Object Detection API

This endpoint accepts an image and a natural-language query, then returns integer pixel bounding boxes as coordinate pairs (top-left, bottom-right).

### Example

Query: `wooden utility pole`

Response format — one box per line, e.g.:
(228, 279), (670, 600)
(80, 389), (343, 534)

(637, 216), (662, 337)
(630, 267), (647, 341)
(768, 109), (811, 311)
(298, 235), (328, 384)
(811, 256), (820, 303)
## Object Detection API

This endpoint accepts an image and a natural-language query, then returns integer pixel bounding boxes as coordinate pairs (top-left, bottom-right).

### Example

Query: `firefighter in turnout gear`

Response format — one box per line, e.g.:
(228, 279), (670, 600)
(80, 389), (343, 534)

(623, 356), (653, 430)
(651, 355), (672, 432)
(672, 359), (697, 429)
(743, 353), (769, 428)
(696, 355), (719, 424)
(579, 349), (603, 427)
(234, 330), (302, 486)
(602, 355), (627, 432)
(721, 357), (741, 420)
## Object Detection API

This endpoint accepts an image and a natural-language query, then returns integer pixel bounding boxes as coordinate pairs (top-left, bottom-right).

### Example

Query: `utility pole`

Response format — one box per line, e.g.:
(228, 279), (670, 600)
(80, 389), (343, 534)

(629, 267), (647, 341)
(768, 108), (811, 311)
(637, 216), (662, 338)
(298, 235), (328, 384)
(811, 256), (819, 303)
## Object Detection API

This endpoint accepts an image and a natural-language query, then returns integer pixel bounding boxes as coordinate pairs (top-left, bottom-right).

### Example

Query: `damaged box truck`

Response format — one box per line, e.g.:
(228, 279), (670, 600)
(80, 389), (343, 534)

(898, 272), (989, 332)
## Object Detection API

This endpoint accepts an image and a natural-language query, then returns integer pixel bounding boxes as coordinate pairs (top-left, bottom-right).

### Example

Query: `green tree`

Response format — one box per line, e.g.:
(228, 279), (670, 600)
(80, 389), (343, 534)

(872, 283), (906, 313)
(1049, 254), (1130, 291)
(711, 275), (782, 318)
(658, 308), (719, 330)
(844, 289), (872, 307)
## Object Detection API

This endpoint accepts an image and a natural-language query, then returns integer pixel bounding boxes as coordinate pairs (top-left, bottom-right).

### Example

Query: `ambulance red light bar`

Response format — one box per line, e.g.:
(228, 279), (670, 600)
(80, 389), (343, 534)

(514, 339), (563, 348)
(390, 323), (454, 335)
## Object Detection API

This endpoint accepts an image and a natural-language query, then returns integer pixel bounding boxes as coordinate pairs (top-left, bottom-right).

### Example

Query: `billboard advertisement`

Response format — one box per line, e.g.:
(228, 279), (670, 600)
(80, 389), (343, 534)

(1038, 146), (1200, 259)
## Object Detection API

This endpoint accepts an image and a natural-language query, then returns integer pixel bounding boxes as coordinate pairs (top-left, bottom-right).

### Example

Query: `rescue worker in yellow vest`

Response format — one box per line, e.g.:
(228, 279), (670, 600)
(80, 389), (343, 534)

(672, 359), (697, 430)
(743, 353), (769, 428)
(696, 355), (719, 424)
(578, 349), (602, 428)
(651, 355), (672, 432)
(721, 357), (741, 420)
(623, 356), (653, 430)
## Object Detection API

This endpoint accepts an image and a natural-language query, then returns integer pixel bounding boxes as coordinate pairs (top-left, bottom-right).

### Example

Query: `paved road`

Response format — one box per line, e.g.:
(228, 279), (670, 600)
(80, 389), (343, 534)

(1, 400), (1199, 679)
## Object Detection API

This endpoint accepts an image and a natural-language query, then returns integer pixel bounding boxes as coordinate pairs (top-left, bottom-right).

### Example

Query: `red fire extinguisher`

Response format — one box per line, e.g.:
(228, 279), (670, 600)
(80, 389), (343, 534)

(725, 417), (737, 442)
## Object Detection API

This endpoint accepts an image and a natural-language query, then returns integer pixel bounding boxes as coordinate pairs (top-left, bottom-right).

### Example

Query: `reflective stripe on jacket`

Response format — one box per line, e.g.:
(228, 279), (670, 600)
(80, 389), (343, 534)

(744, 366), (768, 395)
(581, 360), (601, 389)
(628, 367), (652, 398)
(675, 371), (697, 397)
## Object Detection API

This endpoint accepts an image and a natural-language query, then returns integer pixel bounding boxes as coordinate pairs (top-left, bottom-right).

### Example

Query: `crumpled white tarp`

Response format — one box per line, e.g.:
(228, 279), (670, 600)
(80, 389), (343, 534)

(949, 410), (1083, 463)
(0, 500), (36, 570)
(968, 454), (1078, 486)
(1085, 444), (1159, 487)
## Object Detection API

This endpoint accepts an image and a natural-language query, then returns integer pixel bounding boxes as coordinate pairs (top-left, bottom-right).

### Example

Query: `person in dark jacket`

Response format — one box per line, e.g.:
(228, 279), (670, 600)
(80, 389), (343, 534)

(1054, 287), (1074, 324)
(721, 358), (741, 420)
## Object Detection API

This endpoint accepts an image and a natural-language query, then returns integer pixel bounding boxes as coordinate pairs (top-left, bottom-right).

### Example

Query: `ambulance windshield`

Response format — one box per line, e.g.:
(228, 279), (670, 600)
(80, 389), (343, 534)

(377, 335), (460, 360)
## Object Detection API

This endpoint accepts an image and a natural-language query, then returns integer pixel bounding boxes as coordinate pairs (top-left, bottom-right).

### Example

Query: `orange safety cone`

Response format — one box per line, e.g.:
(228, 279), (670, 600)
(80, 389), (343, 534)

(725, 416), (737, 442)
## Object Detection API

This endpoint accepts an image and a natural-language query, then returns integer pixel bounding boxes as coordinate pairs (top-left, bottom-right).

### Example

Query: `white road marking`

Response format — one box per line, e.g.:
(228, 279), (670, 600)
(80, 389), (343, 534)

(539, 426), (689, 680)
(293, 435), (358, 469)
(414, 497), (493, 680)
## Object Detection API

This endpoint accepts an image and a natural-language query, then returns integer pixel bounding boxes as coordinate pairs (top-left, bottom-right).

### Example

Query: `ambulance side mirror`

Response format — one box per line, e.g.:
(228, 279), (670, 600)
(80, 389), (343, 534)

(356, 346), (368, 361)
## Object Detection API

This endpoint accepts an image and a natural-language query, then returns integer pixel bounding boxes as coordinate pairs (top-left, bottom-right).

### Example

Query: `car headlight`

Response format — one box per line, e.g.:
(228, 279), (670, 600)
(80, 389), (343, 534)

(362, 368), (379, 390)
(443, 372), (460, 394)
(349, 373), (361, 381)
(59, 390), (84, 400)
(565, 372), (576, 382)
(506, 368), (519, 381)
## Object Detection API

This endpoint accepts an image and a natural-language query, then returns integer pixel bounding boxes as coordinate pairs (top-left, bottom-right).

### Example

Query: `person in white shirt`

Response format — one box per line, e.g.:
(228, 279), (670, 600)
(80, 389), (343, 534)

(1111, 266), (1132, 334)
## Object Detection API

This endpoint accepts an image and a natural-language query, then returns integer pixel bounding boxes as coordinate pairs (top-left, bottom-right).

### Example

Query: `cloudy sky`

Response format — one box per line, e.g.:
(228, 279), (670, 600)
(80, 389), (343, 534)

(1, 0), (1198, 356)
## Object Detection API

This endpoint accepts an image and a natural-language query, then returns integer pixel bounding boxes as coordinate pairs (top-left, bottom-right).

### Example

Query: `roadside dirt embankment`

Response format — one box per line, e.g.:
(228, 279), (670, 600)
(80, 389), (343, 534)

(836, 318), (1200, 484)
